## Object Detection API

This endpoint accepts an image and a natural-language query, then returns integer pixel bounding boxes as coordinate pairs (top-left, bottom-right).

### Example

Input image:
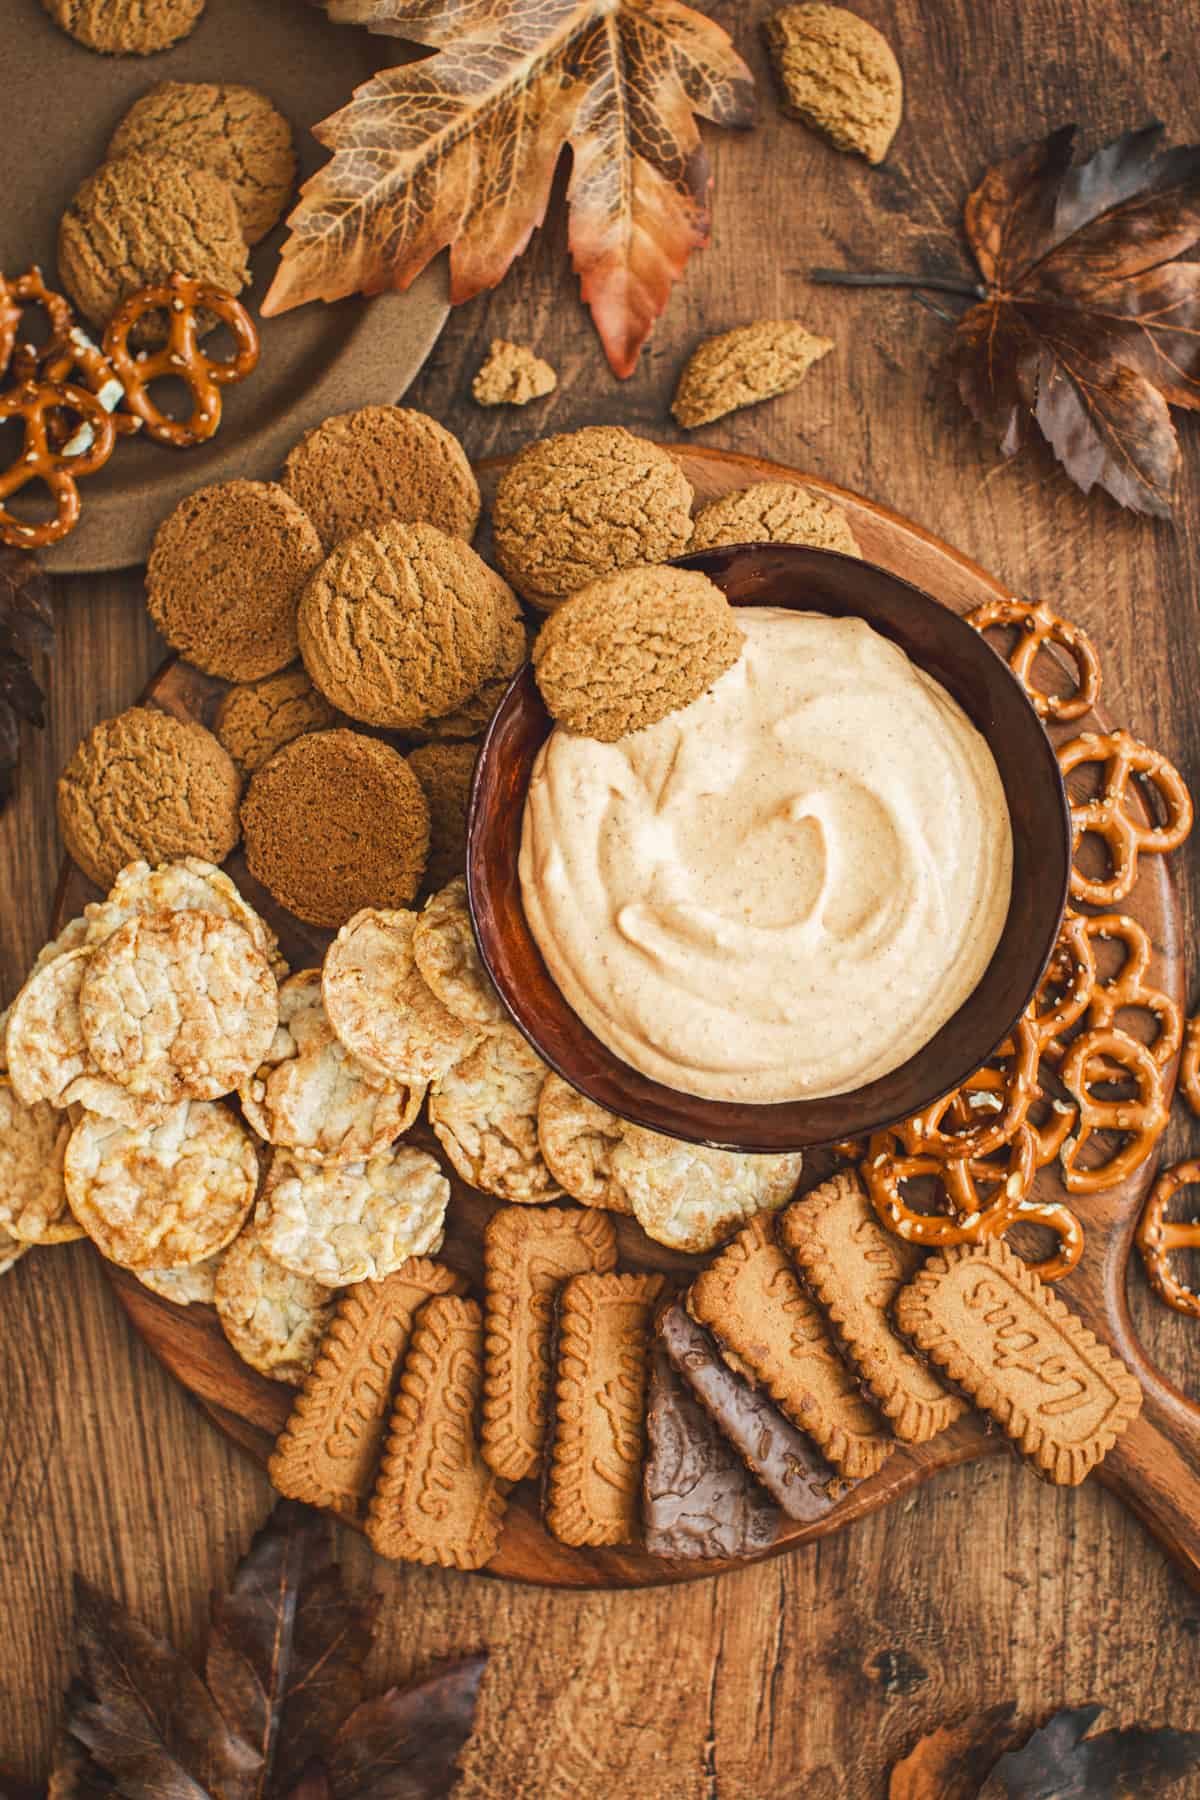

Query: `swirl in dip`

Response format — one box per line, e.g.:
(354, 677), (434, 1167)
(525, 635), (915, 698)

(518, 607), (1013, 1104)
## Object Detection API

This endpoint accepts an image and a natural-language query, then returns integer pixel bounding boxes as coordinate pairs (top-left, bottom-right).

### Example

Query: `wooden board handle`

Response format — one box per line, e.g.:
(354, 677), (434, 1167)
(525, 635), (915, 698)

(1099, 1340), (1200, 1593)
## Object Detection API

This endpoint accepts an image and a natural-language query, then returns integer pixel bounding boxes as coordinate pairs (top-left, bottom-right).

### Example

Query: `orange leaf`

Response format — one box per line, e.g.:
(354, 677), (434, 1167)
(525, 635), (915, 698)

(262, 0), (756, 376)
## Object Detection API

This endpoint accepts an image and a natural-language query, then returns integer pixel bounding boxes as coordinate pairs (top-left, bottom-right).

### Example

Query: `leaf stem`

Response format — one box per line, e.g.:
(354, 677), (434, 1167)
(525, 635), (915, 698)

(810, 268), (986, 300)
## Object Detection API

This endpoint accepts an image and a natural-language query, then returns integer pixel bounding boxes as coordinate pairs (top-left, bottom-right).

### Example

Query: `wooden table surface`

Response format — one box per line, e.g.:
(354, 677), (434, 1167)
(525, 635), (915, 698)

(4, 2), (1200, 1791)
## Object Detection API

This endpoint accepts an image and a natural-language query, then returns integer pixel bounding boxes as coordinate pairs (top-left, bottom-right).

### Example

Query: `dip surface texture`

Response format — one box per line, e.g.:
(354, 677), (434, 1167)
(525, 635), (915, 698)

(518, 608), (1013, 1104)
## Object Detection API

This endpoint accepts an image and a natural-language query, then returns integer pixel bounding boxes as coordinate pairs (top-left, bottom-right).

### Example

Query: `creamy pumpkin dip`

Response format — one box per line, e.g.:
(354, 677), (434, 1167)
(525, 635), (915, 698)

(519, 608), (1012, 1104)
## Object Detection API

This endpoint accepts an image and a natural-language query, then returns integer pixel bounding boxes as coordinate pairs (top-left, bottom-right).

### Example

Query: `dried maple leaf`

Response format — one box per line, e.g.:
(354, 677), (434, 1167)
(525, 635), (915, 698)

(54, 1502), (486, 1800)
(261, 0), (756, 377)
(977, 1703), (1200, 1800)
(0, 543), (54, 812)
(888, 1703), (1017, 1800)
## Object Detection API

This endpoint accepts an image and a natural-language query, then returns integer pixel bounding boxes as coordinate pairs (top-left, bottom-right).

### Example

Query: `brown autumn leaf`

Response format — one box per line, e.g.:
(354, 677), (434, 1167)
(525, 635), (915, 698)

(948, 122), (1200, 516)
(888, 1703), (1017, 1800)
(977, 1703), (1200, 1799)
(261, 0), (756, 377)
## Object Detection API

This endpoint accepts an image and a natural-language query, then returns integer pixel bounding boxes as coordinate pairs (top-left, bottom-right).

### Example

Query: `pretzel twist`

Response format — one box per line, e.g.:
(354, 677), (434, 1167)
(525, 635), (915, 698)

(1180, 1016), (1200, 1119)
(0, 379), (117, 547)
(2, 268), (73, 382)
(898, 1014), (1040, 1160)
(1137, 1159), (1200, 1316)
(1058, 1025), (1169, 1194)
(863, 1124), (1036, 1247)
(968, 595), (1101, 721)
(102, 272), (259, 448)
(1041, 911), (1181, 1081)
(1059, 729), (1193, 906)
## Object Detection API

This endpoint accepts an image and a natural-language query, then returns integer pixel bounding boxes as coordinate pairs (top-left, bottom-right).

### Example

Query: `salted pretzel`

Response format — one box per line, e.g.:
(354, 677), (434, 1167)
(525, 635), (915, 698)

(1024, 1092), (1078, 1169)
(102, 272), (259, 448)
(863, 1123), (1036, 1246)
(898, 1013), (1040, 1160)
(1058, 1025), (1169, 1194)
(0, 278), (20, 379)
(1180, 1015), (1200, 1119)
(1137, 1159), (1200, 1317)
(1027, 911), (1097, 1054)
(1059, 729), (1193, 906)
(0, 379), (117, 547)
(967, 596), (1101, 722)
(0, 268), (73, 381)
(1074, 912), (1180, 1072)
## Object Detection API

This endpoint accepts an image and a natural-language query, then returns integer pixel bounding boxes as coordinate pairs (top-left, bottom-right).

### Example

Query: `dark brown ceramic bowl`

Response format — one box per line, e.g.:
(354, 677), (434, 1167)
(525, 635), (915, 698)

(467, 544), (1071, 1153)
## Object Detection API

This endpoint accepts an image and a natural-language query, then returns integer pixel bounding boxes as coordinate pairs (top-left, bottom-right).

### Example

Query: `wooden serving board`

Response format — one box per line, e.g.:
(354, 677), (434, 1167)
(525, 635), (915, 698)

(55, 446), (1200, 1591)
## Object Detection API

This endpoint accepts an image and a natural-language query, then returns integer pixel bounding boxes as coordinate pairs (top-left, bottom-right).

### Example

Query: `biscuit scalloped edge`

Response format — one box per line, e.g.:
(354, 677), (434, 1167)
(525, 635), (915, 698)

(269, 1258), (465, 1513)
(894, 1239), (1143, 1485)
(780, 1175), (966, 1446)
(482, 1207), (618, 1483)
(367, 1294), (508, 1569)
(546, 1270), (664, 1548)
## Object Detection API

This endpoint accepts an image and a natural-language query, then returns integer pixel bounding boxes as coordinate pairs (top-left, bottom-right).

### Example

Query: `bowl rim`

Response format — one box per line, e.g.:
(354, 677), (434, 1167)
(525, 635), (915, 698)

(467, 542), (1071, 1152)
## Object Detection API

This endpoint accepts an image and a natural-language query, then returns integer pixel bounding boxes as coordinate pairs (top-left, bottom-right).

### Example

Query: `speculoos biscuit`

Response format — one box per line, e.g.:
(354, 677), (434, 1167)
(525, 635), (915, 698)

(690, 482), (861, 555)
(672, 321), (833, 429)
(491, 426), (694, 610)
(298, 520), (512, 730)
(532, 564), (743, 742)
(763, 4), (903, 165)
(282, 406), (480, 550)
(240, 729), (430, 928)
(215, 666), (339, 775)
(147, 481), (324, 682)
(41, 0), (204, 55)
(57, 707), (242, 889)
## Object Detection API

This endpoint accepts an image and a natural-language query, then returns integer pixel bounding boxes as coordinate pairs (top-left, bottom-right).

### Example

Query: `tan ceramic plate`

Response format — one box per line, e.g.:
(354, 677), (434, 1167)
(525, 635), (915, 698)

(2, 0), (448, 573)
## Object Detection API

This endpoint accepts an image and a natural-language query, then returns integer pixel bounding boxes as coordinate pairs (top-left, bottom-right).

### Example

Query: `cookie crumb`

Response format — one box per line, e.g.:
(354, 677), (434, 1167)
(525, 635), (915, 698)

(215, 666), (339, 775)
(764, 4), (903, 165)
(472, 340), (558, 407)
(691, 481), (860, 555)
(533, 564), (743, 742)
(672, 321), (833, 429)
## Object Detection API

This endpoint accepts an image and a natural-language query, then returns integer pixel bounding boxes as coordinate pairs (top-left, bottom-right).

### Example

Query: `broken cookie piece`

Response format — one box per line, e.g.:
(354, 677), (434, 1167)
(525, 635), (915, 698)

(690, 481), (860, 556)
(672, 320), (833, 429)
(764, 3), (903, 165)
(472, 339), (557, 407)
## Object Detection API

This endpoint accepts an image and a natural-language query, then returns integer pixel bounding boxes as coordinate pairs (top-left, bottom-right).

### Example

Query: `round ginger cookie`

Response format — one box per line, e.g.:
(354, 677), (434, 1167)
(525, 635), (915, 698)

(0, 1078), (81, 1245)
(282, 406), (480, 551)
(146, 482), (324, 682)
(428, 1020), (562, 1204)
(80, 911), (278, 1108)
(408, 741), (477, 891)
(257, 1144), (449, 1286)
(215, 1222), (335, 1382)
(412, 878), (506, 1030)
(58, 151), (248, 335)
(532, 564), (744, 741)
(240, 969), (423, 1162)
(690, 481), (861, 555)
(84, 858), (284, 976)
(57, 708), (242, 891)
(240, 730), (430, 929)
(298, 521), (511, 730)
(491, 426), (694, 610)
(322, 909), (480, 1086)
(611, 1131), (804, 1254)
(108, 82), (295, 244)
(536, 1074), (632, 1214)
(412, 588), (530, 742)
(215, 666), (339, 775)
(65, 1099), (257, 1270)
(41, 0), (204, 55)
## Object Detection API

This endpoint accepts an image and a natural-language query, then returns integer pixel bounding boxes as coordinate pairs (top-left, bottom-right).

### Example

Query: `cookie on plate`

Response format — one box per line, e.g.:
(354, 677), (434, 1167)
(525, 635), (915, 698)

(482, 1205), (618, 1482)
(108, 82), (295, 244)
(240, 970), (422, 1164)
(407, 742), (477, 892)
(146, 481), (324, 682)
(412, 590), (530, 743)
(215, 667), (339, 775)
(79, 911), (278, 1108)
(282, 406), (480, 550)
(428, 1021), (561, 1204)
(545, 1270), (665, 1547)
(323, 907), (480, 1087)
(532, 564), (743, 742)
(612, 1131), (804, 1254)
(536, 1074), (632, 1214)
(366, 1294), (509, 1568)
(256, 1143), (449, 1286)
(298, 521), (513, 730)
(58, 151), (248, 335)
(240, 730), (430, 928)
(411, 877), (506, 1030)
(215, 1222), (336, 1384)
(270, 1257), (467, 1514)
(492, 426), (694, 611)
(0, 1078), (80, 1245)
(690, 482), (861, 555)
(58, 708), (242, 891)
(65, 1099), (257, 1269)
(41, 0), (204, 55)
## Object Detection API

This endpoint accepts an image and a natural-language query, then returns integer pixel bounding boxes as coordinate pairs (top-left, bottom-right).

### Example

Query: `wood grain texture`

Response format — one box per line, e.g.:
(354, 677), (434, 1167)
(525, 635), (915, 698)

(5, 1), (1200, 1790)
